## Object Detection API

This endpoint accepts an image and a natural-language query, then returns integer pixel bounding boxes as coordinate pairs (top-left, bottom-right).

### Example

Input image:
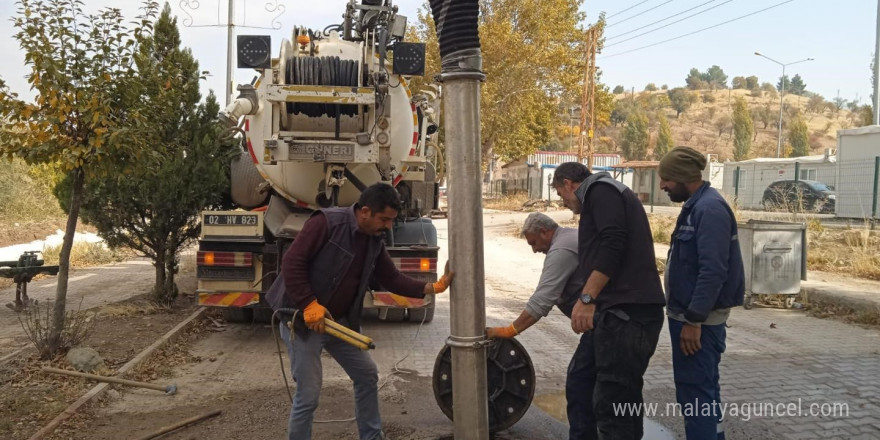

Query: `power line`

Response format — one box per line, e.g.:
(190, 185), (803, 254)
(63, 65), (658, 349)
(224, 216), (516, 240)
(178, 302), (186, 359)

(600, 0), (796, 59)
(607, 0), (652, 20)
(607, 0), (675, 29)
(607, 0), (719, 40)
(606, 0), (736, 48)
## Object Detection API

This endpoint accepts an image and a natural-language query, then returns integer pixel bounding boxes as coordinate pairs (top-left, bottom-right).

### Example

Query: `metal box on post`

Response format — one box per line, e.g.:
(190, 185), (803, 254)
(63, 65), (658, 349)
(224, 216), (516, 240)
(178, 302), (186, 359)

(737, 220), (807, 309)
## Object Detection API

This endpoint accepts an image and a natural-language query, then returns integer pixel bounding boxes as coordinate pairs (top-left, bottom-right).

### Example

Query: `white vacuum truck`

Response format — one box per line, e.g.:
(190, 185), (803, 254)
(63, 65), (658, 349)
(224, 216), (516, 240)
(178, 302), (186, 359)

(196, 0), (443, 322)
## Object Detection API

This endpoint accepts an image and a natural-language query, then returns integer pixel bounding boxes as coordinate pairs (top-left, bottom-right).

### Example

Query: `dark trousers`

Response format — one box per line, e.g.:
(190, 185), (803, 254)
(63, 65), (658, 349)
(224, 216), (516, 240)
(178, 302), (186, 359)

(668, 319), (727, 440)
(566, 306), (663, 440)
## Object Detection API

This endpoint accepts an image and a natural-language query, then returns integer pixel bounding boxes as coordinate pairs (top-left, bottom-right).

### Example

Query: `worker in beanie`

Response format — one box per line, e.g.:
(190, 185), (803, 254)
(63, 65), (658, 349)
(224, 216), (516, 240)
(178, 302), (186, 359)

(659, 146), (745, 440)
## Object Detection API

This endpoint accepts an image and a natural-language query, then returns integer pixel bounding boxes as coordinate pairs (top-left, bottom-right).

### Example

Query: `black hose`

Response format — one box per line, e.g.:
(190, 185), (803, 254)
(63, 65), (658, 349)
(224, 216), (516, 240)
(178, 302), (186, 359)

(428, 0), (481, 58)
(284, 56), (360, 118)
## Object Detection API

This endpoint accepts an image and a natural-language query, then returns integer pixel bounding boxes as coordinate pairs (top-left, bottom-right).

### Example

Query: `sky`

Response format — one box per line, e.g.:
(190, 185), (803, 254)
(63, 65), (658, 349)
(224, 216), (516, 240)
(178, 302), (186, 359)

(0, 0), (877, 105)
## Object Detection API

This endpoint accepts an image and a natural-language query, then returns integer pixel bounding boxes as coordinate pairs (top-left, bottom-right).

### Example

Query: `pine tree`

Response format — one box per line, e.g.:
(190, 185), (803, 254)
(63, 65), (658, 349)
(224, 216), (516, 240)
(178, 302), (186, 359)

(622, 110), (649, 161)
(72, 4), (238, 304)
(733, 97), (754, 161)
(788, 111), (810, 157)
(655, 112), (674, 160)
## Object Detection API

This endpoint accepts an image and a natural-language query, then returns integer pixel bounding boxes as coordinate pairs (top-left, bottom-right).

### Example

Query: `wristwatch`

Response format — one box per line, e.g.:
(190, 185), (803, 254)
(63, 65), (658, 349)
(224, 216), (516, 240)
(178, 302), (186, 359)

(579, 293), (594, 305)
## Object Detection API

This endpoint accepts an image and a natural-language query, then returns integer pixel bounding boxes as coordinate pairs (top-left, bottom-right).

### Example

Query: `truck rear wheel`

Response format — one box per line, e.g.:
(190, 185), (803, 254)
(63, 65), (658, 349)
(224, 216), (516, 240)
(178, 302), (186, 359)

(407, 302), (435, 323)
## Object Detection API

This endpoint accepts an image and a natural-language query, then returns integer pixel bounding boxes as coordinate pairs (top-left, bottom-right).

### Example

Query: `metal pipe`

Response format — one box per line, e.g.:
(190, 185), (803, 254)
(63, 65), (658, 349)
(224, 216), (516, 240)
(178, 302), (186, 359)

(442, 54), (489, 440)
(42, 367), (177, 394)
(872, 156), (879, 227)
(134, 410), (222, 440)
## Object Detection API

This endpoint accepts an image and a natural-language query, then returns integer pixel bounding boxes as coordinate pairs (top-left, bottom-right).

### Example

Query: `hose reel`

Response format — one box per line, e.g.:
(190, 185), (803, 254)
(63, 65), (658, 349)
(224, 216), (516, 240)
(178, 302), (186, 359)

(283, 55), (360, 118)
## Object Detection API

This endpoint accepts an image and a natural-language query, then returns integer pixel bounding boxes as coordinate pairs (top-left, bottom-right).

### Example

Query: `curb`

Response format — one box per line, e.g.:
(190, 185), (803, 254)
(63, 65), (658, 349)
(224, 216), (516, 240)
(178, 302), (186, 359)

(28, 306), (207, 440)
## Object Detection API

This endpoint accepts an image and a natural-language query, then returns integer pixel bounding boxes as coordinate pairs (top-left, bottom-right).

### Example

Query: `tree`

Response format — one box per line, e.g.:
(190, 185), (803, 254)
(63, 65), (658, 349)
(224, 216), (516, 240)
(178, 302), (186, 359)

(732, 97), (753, 161)
(788, 111), (810, 157)
(411, 0), (610, 163)
(714, 114), (732, 137)
(644, 83), (657, 92)
(832, 96), (847, 111)
(613, 85), (625, 94)
(806, 94), (826, 114)
(789, 74), (807, 95)
(761, 82), (779, 98)
(745, 76), (759, 90)
(703, 65), (728, 89)
(777, 75), (791, 92)
(686, 68), (706, 90)
(732, 76), (747, 89)
(667, 87), (696, 117)
(0, 0), (157, 357)
(622, 111), (649, 160)
(661, 84), (668, 90)
(655, 112), (674, 160)
(72, 4), (238, 304)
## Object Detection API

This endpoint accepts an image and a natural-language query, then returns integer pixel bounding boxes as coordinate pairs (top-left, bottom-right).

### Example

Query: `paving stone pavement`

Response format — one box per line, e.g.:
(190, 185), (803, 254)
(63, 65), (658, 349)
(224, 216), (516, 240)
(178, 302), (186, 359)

(367, 216), (880, 439)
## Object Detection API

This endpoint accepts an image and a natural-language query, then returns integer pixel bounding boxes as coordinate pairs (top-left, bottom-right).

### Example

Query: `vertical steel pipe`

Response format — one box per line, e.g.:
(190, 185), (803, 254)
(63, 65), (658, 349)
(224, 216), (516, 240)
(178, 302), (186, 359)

(443, 61), (489, 439)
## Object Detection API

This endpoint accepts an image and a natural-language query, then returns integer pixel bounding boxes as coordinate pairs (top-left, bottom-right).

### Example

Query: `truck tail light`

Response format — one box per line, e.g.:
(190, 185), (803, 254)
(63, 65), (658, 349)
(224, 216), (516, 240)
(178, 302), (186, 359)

(394, 257), (437, 272)
(197, 251), (253, 267)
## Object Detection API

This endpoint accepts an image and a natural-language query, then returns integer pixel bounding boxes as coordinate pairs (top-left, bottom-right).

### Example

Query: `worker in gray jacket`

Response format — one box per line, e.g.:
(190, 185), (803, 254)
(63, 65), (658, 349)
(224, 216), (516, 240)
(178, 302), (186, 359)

(486, 212), (584, 338)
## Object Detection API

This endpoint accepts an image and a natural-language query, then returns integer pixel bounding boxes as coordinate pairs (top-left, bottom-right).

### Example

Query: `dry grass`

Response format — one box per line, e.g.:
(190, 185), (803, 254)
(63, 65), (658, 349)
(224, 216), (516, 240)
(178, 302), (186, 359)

(647, 214), (676, 245)
(0, 159), (64, 224)
(806, 227), (880, 281)
(41, 241), (130, 269)
(483, 193), (530, 211)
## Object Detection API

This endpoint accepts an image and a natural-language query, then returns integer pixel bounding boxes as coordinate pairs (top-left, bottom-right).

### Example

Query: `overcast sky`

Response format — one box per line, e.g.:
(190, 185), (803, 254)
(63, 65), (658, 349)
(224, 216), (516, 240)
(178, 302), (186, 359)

(0, 0), (876, 105)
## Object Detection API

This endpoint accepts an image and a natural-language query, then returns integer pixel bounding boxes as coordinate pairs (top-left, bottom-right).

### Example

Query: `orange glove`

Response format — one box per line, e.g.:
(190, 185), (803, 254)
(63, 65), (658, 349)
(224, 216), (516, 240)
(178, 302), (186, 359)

(431, 261), (455, 293)
(304, 299), (331, 334)
(486, 324), (519, 339)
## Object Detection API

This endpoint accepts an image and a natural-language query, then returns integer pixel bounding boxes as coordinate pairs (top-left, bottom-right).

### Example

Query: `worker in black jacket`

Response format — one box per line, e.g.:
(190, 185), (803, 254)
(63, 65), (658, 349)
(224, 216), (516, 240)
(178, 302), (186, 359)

(552, 162), (666, 440)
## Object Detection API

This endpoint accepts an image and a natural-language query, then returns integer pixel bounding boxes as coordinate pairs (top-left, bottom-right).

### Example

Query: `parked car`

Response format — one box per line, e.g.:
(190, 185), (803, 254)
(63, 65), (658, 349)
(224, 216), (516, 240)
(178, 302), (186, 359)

(761, 180), (836, 213)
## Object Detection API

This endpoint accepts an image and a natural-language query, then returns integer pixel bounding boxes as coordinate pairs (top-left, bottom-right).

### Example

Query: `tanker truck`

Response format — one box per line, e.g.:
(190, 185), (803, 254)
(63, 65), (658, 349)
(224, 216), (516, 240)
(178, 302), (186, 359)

(195, 0), (443, 323)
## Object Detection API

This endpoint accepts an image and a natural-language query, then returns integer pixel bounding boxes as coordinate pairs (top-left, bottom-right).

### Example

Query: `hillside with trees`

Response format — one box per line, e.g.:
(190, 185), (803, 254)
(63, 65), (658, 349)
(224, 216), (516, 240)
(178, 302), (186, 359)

(549, 65), (873, 162)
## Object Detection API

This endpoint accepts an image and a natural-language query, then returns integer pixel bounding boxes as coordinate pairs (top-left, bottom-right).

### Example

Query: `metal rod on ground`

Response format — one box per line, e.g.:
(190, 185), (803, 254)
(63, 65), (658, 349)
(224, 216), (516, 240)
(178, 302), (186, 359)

(41, 367), (177, 395)
(134, 410), (222, 440)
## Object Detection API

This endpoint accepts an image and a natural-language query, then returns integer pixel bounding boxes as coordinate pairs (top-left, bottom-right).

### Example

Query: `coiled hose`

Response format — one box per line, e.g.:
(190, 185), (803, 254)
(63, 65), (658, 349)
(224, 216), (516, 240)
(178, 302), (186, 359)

(285, 56), (359, 118)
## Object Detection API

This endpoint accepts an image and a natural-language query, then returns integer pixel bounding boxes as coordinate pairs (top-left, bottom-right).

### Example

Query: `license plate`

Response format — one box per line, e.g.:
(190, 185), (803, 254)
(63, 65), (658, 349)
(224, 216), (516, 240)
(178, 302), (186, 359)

(204, 214), (259, 226)
(289, 142), (354, 162)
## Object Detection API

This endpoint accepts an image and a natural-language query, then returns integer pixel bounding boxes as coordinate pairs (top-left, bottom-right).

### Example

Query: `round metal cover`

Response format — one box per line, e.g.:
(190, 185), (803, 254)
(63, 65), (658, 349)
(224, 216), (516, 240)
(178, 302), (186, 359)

(432, 338), (536, 432)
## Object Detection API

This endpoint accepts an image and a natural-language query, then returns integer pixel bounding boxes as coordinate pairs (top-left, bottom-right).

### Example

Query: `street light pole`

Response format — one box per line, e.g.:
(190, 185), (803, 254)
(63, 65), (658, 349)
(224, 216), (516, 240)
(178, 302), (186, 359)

(755, 52), (814, 158)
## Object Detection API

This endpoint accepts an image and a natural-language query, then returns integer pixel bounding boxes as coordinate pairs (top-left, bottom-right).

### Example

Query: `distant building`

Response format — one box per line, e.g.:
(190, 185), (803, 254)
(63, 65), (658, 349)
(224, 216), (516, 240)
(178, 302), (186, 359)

(836, 126), (880, 219)
(495, 152), (622, 199)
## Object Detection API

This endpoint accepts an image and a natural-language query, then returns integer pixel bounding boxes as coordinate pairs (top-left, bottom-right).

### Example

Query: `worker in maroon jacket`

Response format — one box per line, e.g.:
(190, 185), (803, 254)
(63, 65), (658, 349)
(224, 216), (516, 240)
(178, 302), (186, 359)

(266, 183), (452, 440)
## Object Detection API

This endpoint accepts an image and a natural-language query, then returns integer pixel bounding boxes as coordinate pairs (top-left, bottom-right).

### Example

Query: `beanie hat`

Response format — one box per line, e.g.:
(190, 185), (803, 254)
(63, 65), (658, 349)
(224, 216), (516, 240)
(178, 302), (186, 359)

(658, 147), (707, 183)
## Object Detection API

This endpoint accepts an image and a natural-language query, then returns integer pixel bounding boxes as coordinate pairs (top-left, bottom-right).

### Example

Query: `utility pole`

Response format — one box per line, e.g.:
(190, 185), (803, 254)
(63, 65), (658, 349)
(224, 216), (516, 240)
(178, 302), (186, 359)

(874, 0), (880, 124)
(226, 0), (235, 106)
(578, 24), (601, 169)
(755, 52), (813, 157)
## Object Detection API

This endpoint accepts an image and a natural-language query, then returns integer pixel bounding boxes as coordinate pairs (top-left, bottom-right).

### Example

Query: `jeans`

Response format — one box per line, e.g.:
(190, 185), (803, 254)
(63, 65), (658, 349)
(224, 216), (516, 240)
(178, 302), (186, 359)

(566, 306), (663, 440)
(668, 319), (727, 440)
(280, 322), (383, 440)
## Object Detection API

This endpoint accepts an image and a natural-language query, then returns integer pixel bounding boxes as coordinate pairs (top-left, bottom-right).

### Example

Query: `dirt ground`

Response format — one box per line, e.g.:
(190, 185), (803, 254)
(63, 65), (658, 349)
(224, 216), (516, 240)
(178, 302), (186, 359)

(0, 271), (199, 440)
